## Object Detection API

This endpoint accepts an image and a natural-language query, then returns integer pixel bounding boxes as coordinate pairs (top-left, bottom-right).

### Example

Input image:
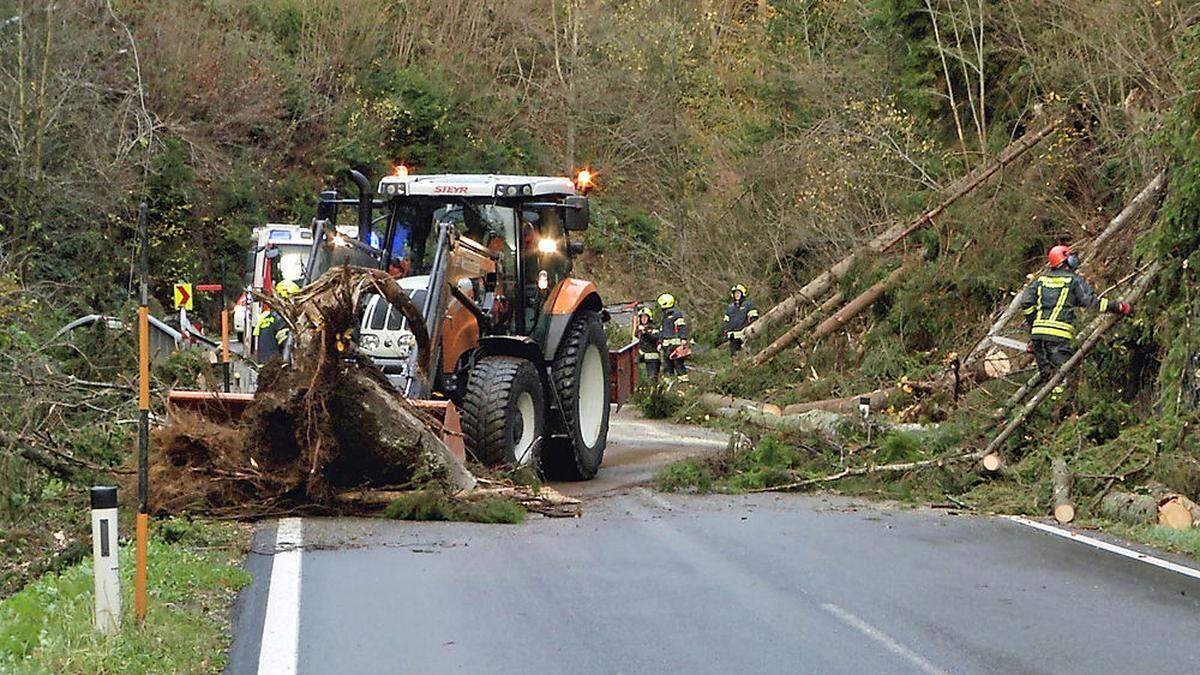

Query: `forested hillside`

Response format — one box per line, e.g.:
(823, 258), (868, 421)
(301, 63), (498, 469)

(2, 0), (1200, 590)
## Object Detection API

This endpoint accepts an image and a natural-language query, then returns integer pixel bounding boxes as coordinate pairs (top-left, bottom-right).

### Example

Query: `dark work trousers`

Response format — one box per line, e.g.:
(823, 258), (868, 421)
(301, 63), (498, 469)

(1031, 338), (1074, 381)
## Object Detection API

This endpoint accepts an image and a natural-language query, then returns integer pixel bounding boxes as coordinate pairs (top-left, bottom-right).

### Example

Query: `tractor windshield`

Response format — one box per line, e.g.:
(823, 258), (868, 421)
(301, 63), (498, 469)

(379, 196), (572, 334)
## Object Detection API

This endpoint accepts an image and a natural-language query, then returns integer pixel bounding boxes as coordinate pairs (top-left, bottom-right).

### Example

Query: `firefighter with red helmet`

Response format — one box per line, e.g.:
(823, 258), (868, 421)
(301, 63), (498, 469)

(1018, 245), (1132, 399)
(657, 293), (690, 382)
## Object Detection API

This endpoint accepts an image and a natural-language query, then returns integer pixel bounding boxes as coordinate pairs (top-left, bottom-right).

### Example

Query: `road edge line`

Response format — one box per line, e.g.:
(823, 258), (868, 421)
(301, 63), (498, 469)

(1007, 515), (1200, 581)
(257, 517), (304, 674)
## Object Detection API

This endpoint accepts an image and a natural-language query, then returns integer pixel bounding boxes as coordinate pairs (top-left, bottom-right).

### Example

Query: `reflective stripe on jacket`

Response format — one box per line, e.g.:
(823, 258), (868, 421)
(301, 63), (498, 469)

(1018, 268), (1112, 341)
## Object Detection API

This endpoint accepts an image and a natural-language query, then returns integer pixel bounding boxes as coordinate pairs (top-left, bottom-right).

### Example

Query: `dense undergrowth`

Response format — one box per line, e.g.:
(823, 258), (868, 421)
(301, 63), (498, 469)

(0, 519), (250, 673)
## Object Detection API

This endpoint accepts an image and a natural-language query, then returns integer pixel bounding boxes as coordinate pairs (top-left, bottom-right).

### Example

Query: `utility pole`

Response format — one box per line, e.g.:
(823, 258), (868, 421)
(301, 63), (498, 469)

(135, 202), (150, 623)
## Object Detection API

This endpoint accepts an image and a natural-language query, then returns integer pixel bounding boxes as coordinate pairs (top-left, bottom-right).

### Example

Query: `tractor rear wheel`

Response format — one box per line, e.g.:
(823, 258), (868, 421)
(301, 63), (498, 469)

(461, 355), (544, 468)
(544, 311), (610, 480)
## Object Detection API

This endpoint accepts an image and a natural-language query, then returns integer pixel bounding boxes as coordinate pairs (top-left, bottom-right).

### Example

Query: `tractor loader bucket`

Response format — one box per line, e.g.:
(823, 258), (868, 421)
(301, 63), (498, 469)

(165, 388), (466, 462)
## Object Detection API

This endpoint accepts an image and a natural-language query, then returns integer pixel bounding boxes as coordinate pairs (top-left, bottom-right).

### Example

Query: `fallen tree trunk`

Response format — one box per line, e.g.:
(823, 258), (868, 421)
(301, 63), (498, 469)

(749, 452), (975, 492)
(962, 170), (1166, 372)
(152, 266), (476, 516)
(1052, 457), (1075, 524)
(750, 291), (843, 366)
(698, 393), (782, 417)
(810, 260), (917, 344)
(1099, 490), (1160, 525)
(977, 259), (1164, 462)
(746, 120), (1061, 345)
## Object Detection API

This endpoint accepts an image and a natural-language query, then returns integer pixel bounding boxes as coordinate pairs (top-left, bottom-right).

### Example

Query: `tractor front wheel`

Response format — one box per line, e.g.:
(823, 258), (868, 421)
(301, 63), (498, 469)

(544, 311), (611, 480)
(461, 356), (545, 468)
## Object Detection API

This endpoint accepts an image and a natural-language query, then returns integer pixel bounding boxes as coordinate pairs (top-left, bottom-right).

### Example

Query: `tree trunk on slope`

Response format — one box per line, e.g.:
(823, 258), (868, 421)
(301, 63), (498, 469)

(810, 260), (917, 344)
(746, 120), (1061, 346)
(962, 170), (1167, 371)
(750, 291), (844, 366)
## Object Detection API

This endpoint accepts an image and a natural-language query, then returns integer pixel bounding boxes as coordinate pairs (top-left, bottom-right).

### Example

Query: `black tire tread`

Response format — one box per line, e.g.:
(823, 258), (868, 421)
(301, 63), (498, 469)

(545, 311), (609, 480)
(460, 356), (526, 465)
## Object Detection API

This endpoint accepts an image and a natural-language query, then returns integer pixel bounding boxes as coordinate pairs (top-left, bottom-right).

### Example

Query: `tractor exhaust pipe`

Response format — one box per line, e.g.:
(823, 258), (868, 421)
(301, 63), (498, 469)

(347, 169), (374, 243)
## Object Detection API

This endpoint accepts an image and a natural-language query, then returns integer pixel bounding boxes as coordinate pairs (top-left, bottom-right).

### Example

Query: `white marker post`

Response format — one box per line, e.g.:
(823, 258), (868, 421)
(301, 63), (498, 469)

(90, 486), (121, 634)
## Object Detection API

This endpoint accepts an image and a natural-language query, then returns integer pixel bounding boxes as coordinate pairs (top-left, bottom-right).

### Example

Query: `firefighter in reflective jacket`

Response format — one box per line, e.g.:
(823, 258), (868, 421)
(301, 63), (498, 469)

(723, 284), (759, 355)
(633, 306), (662, 381)
(254, 280), (300, 363)
(1019, 245), (1132, 399)
(657, 293), (690, 382)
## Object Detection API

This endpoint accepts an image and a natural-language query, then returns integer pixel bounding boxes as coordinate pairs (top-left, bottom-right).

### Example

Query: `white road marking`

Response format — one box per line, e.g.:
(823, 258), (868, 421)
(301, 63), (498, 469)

(258, 518), (304, 675)
(820, 603), (947, 675)
(1007, 516), (1200, 581)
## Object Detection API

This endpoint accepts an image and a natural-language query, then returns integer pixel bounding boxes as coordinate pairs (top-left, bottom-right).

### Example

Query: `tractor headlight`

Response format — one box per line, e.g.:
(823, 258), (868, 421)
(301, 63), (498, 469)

(537, 270), (549, 290)
(537, 238), (558, 254)
(360, 334), (379, 349)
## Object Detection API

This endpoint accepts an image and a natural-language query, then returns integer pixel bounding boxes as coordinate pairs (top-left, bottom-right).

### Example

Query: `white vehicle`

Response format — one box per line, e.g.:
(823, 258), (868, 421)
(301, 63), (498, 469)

(235, 224), (312, 338)
(235, 222), (365, 342)
(358, 275), (429, 385)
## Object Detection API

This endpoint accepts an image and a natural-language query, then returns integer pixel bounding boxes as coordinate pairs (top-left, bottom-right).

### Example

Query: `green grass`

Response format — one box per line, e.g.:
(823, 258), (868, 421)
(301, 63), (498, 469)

(0, 519), (251, 674)
(633, 380), (684, 419)
(383, 492), (526, 524)
(655, 458), (717, 493)
(1100, 522), (1200, 560)
(654, 433), (824, 493)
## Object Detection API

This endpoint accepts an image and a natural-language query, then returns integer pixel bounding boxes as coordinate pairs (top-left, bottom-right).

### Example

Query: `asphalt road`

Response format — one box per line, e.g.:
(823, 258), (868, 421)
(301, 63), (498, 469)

(228, 409), (1200, 674)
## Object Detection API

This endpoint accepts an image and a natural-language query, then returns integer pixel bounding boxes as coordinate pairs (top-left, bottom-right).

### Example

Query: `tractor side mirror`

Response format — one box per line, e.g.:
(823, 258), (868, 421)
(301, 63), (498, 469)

(564, 195), (589, 231)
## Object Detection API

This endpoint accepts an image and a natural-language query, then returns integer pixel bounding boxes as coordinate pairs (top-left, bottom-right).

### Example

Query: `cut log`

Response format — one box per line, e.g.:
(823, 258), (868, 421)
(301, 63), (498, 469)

(1158, 499), (1194, 530)
(981, 453), (1004, 472)
(1051, 457), (1075, 524)
(1147, 486), (1200, 530)
(810, 260), (917, 344)
(962, 170), (1166, 372)
(976, 259), (1163, 462)
(746, 120), (1061, 345)
(1100, 490), (1160, 525)
(750, 291), (844, 366)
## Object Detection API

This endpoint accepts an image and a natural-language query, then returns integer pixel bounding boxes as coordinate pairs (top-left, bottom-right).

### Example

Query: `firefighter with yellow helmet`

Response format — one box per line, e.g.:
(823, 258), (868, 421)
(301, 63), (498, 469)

(657, 293), (690, 382)
(723, 283), (758, 356)
(254, 279), (300, 363)
(633, 306), (662, 381)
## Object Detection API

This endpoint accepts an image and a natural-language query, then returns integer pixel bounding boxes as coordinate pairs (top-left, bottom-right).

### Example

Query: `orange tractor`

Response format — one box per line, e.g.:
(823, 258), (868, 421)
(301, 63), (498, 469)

(175, 169), (636, 480)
